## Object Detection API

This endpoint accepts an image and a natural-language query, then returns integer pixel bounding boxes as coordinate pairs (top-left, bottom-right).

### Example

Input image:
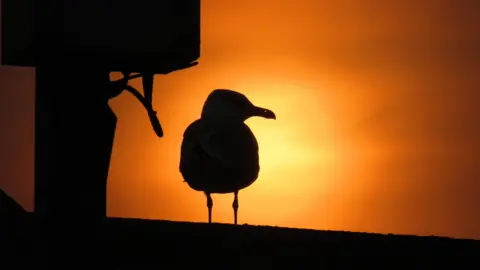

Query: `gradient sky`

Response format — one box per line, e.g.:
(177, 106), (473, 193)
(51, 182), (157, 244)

(1, 0), (479, 239)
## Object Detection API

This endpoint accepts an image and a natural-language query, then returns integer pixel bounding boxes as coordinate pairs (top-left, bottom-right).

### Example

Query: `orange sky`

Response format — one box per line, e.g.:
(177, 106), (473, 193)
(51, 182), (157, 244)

(1, 0), (480, 239)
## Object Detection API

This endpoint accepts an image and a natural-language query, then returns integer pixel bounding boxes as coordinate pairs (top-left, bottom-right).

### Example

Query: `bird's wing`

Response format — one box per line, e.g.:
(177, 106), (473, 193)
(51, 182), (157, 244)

(197, 123), (259, 169)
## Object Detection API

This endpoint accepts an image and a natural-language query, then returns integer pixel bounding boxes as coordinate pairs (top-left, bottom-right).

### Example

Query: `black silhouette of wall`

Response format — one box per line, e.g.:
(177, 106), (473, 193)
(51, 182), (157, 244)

(34, 64), (116, 225)
(1, 204), (479, 270)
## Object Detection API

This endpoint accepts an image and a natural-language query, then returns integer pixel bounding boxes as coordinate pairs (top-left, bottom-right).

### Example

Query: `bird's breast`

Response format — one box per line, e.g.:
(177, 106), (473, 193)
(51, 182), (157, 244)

(180, 120), (261, 193)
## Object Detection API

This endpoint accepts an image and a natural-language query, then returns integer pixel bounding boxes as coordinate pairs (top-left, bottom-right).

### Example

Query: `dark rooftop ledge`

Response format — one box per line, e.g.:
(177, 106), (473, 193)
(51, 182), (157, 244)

(2, 190), (480, 269)
(104, 218), (480, 268)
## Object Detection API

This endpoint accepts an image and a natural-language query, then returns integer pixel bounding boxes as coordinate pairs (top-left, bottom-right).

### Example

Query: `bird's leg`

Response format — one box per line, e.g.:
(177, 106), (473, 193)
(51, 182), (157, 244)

(206, 192), (213, 224)
(233, 191), (239, 225)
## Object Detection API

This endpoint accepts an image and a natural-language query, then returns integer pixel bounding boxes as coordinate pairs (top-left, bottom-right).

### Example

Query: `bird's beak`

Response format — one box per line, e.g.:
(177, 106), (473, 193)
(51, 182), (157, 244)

(252, 106), (276, 120)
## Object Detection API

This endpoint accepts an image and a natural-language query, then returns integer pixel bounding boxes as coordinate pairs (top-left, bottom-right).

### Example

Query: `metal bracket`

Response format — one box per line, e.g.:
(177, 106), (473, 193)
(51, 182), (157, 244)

(108, 72), (164, 138)
(107, 61), (198, 138)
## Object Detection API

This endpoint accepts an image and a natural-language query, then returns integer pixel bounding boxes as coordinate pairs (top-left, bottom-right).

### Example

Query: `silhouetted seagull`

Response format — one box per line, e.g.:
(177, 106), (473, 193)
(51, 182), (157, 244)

(180, 89), (276, 225)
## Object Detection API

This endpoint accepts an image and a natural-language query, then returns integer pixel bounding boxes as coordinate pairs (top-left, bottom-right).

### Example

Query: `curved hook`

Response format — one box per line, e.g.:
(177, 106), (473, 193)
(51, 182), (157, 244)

(109, 72), (163, 138)
(107, 60), (200, 138)
(124, 85), (164, 138)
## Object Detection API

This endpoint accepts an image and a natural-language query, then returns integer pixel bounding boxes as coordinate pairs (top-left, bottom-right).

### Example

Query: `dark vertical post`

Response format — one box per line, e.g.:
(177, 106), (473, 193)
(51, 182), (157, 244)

(34, 64), (116, 224)
(34, 0), (116, 241)
(0, 0), (120, 265)
(34, 63), (116, 265)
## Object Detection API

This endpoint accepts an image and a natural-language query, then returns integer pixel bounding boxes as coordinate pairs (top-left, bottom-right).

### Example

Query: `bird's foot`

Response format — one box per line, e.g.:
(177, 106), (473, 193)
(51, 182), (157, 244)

(206, 192), (213, 224)
(233, 191), (239, 225)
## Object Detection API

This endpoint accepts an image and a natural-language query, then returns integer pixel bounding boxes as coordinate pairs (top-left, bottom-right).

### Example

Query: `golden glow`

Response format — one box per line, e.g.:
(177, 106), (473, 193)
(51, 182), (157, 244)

(103, 0), (480, 238)
(1, 0), (479, 240)
(107, 68), (345, 228)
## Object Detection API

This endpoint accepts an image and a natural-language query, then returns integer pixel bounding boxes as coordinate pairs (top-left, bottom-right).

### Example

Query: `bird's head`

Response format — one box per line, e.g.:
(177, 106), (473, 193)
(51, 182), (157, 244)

(201, 89), (276, 122)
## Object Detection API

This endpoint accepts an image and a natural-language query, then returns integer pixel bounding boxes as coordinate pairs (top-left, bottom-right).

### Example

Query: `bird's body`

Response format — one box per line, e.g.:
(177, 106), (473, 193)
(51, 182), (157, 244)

(179, 89), (275, 224)
(180, 120), (259, 194)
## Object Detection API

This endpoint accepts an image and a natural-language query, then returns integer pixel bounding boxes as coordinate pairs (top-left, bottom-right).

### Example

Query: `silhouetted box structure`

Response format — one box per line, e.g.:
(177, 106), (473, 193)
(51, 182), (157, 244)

(1, 0), (201, 230)
(2, 0), (200, 73)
